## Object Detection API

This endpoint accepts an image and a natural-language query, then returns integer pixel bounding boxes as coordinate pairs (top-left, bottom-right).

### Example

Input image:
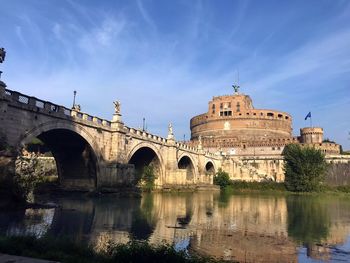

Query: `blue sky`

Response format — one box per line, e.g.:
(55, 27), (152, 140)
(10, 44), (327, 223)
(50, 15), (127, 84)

(1, 0), (349, 149)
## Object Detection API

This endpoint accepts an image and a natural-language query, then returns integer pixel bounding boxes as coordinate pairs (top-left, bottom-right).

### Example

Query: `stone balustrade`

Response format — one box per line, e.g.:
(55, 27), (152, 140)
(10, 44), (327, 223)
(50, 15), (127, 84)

(5, 89), (113, 128)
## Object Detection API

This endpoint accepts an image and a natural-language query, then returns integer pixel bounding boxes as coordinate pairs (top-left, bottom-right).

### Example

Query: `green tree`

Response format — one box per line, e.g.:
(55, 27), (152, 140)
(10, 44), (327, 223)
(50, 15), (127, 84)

(141, 165), (156, 192)
(283, 144), (328, 192)
(213, 168), (231, 188)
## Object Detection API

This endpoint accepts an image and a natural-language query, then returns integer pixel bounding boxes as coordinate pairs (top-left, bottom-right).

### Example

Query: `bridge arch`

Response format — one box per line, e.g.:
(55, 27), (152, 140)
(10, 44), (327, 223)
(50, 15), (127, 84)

(17, 121), (101, 190)
(205, 160), (216, 175)
(177, 153), (197, 181)
(127, 142), (164, 185)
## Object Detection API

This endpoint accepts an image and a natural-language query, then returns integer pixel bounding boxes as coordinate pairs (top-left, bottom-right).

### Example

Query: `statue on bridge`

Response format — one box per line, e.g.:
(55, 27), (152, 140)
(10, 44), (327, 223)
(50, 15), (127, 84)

(113, 100), (121, 114)
(167, 123), (174, 140)
(0, 48), (5, 63)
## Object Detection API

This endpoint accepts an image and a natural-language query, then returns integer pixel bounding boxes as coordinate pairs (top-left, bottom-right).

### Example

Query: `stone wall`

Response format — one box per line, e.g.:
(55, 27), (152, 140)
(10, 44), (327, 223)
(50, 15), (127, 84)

(326, 162), (350, 186)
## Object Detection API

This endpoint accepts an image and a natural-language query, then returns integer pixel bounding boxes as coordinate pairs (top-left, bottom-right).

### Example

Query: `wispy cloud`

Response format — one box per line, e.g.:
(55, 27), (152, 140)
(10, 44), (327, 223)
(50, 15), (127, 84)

(1, 0), (350, 149)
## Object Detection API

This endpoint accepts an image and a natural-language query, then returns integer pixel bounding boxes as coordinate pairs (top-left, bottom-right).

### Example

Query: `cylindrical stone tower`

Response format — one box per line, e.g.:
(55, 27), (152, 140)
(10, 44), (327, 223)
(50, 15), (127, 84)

(300, 127), (324, 144)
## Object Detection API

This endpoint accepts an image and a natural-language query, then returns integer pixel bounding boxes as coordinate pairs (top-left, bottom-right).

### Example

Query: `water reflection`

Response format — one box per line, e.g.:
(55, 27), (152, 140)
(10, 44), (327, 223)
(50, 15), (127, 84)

(287, 196), (331, 244)
(0, 193), (350, 262)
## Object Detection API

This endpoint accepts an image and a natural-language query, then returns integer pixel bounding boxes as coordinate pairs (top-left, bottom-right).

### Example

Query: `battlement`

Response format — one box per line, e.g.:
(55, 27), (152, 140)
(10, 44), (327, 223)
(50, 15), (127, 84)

(300, 127), (323, 135)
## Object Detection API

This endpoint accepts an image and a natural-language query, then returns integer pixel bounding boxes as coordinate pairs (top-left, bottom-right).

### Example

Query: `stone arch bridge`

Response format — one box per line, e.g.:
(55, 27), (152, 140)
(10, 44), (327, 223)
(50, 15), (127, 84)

(0, 87), (221, 191)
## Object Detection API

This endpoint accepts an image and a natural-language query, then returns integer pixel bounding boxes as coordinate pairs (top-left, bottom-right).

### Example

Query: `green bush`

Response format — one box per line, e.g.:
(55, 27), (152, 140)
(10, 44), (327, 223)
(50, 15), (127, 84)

(283, 144), (328, 192)
(141, 165), (156, 192)
(213, 169), (231, 188)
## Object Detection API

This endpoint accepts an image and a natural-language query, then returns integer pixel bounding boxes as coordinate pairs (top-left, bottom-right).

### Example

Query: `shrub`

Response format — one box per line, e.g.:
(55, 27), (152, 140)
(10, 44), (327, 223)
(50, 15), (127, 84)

(213, 169), (231, 188)
(283, 144), (328, 192)
(141, 165), (156, 192)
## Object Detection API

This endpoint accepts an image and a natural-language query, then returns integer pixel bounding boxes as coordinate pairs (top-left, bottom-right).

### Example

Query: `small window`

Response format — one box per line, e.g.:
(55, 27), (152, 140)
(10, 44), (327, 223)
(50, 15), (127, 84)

(285, 116), (289, 120)
(220, 103), (223, 109)
(253, 113), (256, 116)
(260, 112), (264, 116)
(267, 112), (274, 117)
(220, 112), (223, 116)
(278, 114), (283, 118)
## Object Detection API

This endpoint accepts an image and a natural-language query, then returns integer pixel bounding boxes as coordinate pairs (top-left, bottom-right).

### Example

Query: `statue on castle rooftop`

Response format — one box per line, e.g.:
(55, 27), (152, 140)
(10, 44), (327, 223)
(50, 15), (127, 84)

(232, 84), (240, 94)
(0, 48), (5, 63)
(113, 100), (121, 114)
(168, 123), (173, 135)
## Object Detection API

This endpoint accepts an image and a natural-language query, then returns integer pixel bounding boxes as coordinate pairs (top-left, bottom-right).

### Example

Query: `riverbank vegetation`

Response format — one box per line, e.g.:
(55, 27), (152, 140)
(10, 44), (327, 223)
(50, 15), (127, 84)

(213, 145), (350, 194)
(283, 144), (327, 192)
(0, 235), (223, 263)
(213, 169), (286, 192)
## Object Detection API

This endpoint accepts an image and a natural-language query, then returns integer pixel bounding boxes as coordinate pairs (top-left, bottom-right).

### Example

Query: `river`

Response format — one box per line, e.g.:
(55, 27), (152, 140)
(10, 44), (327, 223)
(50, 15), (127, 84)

(1, 192), (350, 262)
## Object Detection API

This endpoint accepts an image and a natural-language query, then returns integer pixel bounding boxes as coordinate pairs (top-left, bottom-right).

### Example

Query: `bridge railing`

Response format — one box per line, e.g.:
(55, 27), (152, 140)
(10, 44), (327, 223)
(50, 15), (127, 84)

(124, 126), (168, 143)
(71, 109), (112, 127)
(123, 126), (219, 157)
(5, 89), (72, 116)
(4, 88), (112, 128)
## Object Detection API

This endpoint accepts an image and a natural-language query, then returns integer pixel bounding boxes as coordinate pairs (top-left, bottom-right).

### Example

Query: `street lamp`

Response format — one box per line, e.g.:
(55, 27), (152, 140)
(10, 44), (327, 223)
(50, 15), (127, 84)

(72, 90), (77, 108)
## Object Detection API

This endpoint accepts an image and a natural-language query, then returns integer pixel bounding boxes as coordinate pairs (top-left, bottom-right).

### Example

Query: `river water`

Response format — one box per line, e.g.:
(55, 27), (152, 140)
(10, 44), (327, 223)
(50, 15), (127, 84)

(1, 192), (350, 262)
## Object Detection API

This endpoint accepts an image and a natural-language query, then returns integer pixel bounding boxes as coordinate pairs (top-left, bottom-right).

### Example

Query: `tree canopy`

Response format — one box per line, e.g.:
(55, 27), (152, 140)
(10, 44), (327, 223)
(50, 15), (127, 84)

(283, 144), (327, 192)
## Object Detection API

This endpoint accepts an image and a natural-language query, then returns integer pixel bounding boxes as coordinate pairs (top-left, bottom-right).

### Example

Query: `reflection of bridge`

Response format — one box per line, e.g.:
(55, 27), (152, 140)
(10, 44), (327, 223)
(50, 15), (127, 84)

(0, 87), (221, 190)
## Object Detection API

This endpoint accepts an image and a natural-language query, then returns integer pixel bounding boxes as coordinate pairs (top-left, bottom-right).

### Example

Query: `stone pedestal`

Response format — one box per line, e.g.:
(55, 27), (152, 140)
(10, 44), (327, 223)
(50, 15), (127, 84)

(167, 137), (175, 146)
(111, 113), (123, 129)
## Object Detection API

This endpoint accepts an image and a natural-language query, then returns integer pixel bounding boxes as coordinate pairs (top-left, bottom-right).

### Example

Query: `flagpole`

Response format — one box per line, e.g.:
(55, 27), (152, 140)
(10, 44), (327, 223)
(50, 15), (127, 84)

(310, 115), (312, 128)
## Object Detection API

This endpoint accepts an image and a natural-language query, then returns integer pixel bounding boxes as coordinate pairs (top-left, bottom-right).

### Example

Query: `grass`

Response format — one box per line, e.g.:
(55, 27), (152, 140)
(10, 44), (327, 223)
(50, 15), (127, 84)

(231, 180), (287, 191)
(219, 179), (350, 195)
(224, 180), (287, 193)
(0, 235), (224, 263)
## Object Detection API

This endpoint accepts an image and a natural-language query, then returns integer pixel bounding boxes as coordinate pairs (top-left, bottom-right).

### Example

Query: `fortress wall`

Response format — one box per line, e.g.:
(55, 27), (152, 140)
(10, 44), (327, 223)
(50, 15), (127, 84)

(191, 118), (292, 139)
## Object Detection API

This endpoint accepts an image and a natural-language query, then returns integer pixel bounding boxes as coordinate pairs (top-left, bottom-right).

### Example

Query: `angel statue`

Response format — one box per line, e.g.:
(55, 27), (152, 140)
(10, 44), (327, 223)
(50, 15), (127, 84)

(168, 123), (173, 135)
(113, 100), (121, 114)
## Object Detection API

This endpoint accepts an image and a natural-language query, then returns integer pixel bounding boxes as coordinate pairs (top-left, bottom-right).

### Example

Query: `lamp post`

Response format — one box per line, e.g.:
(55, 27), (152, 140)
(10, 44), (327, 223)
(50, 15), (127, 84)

(72, 90), (77, 108)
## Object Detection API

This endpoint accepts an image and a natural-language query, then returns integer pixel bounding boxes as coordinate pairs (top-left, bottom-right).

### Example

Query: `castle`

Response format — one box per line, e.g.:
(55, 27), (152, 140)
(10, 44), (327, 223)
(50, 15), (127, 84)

(186, 86), (345, 182)
(189, 86), (340, 156)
